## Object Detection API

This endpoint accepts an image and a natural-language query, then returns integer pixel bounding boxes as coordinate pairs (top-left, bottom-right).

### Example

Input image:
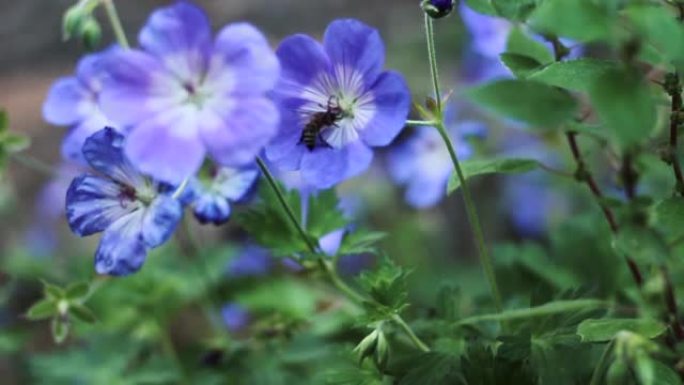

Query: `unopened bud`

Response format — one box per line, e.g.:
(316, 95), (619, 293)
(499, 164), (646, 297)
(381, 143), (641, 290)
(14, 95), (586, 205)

(421, 0), (455, 19)
(81, 18), (102, 50)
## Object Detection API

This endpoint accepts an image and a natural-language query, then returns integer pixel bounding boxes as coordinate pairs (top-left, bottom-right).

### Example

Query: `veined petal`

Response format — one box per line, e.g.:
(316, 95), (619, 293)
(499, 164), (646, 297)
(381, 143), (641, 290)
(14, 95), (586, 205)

(141, 195), (183, 248)
(300, 142), (371, 189)
(61, 113), (112, 164)
(265, 108), (306, 171)
(94, 210), (147, 276)
(124, 107), (206, 184)
(192, 192), (231, 225)
(100, 49), (186, 126)
(275, 34), (331, 93)
(66, 174), (142, 236)
(82, 127), (147, 188)
(359, 71), (411, 147)
(323, 19), (385, 82)
(207, 22), (280, 95)
(42, 77), (91, 126)
(138, 1), (211, 82)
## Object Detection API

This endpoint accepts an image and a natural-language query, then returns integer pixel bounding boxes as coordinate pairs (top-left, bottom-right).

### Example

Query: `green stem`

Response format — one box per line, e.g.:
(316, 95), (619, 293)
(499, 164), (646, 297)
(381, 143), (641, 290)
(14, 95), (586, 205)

(406, 119), (437, 127)
(101, 0), (129, 48)
(589, 339), (615, 385)
(391, 314), (430, 353)
(256, 157), (318, 253)
(10, 153), (56, 177)
(423, 15), (503, 314)
(256, 157), (430, 352)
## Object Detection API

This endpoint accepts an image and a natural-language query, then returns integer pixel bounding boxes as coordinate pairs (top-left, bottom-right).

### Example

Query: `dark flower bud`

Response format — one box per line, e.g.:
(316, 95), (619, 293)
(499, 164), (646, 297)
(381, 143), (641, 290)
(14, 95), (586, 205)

(421, 0), (455, 19)
(81, 18), (102, 50)
(62, 6), (86, 41)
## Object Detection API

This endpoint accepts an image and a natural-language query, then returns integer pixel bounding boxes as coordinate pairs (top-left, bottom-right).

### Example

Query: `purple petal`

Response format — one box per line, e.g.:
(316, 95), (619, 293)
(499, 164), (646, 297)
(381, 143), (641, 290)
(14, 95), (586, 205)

(343, 140), (373, 180)
(360, 71), (411, 147)
(82, 127), (146, 187)
(141, 195), (183, 248)
(265, 108), (306, 171)
(214, 168), (260, 201)
(276, 34), (331, 90)
(319, 229), (346, 256)
(192, 192), (231, 225)
(94, 211), (148, 276)
(42, 77), (91, 125)
(300, 141), (372, 188)
(323, 19), (385, 81)
(124, 107), (206, 184)
(405, 175), (448, 208)
(66, 174), (140, 236)
(100, 49), (185, 126)
(61, 114), (111, 164)
(200, 97), (279, 167)
(460, 3), (511, 59)
(207, 23), (280, 95)
(138, 1), (211, 82)
(221, 303), (250, 332)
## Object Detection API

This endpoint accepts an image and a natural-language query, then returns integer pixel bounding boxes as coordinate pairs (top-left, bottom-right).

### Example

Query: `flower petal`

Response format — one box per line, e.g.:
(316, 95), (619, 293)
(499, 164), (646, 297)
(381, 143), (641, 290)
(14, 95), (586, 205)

(300, 141), (372, 188)
(323, 19), (385, 81)
(192, 192), (231, 225)
(405, 175), (448, 209)
(207, 23), (280, 95)
(141, 195), (183, 248)
(200, 97), (279, 167)
(82, 127), (146, 187)
(66, 174), (142, 236)
(213, 168), (260, 201)
(319, 228), (345, 256)
(275, 34), (331, 92)
(100, 49), (185, 126)
(265, 108), (306, 170)
(61, 114), (111, 164)
(42, 77), (91, 126)
(359, 71), (411, 147)
(94, 211), (147, 276)
(138, 1), (211, 82)
(124, 107), (206, 184)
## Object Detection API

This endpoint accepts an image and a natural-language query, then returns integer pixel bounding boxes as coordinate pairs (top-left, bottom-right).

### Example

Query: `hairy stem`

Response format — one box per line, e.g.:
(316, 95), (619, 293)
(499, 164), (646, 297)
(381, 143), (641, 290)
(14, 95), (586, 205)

(391, 314), (430, 353)
(423, 15), (503, 313)
(101, 0), (129, 48)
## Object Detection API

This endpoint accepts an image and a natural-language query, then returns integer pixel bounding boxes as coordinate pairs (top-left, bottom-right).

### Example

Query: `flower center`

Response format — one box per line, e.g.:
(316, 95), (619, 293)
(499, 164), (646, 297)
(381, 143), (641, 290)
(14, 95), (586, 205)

(183, 81), (210, 109)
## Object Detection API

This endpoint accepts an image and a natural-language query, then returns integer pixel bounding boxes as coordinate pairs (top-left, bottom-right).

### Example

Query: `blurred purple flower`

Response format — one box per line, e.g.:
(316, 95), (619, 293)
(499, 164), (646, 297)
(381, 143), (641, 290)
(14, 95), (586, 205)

(227, 245), (273, 278)
(184, 166), (259, 225)
(221, 303), (250, 332)
(459, 3), (511, 59)
(100, 2), (280, 184)
(266, 19), (411, 189)
(66, 128), (183, 276)
(42, 50), (117, 164)
(388, 117), (484, 208)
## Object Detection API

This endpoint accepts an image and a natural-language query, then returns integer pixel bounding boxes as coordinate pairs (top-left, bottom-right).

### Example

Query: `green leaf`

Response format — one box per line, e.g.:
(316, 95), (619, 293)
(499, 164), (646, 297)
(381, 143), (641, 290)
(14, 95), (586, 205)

(652, 361), (683, 385)
(623, 4), (684, 68)
(589, 68), (656, 149)
(0, 110), (7, 132)
(500, 53), (543, 78)
(41, 280), (65, 300)
(358, 258), (410, 317)
(398, 352), (461, 385)
(577, 319), (667, 342)
(612, 226), (669, 265)
(65, 281), (90, 299)
(51, 317), (69, 344)
(1, 133), (30, 153)
(305, 189), (347, 239)
(447, 158), (540, 194)
(338, 230), (386, 256)
(651, 197), (684, 242)
(26, 299), (57, 320)
(455, 299), (607, 325)
(464, 0), (497, 15)
(506, 27), (554, 65)
(466, 79), (578, 128)
(529, 0), (614, 42)
(69, 304), (97, 324)
(529, 59), (620, 93)
(491, 0), (537, 21)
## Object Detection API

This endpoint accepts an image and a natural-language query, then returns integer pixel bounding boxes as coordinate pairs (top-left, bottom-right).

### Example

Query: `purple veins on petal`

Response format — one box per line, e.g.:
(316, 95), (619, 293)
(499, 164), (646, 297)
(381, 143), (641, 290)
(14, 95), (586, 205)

(100, 1), (280, 184)
(66, 128), (183, 276)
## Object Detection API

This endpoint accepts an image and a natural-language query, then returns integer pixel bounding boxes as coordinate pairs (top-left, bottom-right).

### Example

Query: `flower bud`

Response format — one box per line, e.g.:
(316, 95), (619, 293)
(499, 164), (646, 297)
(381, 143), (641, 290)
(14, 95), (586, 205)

(421, 0), (455, 19)
(81, 18), (102, 50)
(62, 6), (86, 40)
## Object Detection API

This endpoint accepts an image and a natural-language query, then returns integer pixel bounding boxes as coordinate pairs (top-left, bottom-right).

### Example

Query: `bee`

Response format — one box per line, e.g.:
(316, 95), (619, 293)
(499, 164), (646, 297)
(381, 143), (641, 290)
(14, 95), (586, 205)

(299, 96), (345, 151)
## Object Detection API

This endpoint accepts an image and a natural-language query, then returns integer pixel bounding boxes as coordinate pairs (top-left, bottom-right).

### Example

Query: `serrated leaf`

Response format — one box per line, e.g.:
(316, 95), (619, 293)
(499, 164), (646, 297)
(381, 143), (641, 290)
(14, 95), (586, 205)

(306, 189), (347, 238)
(338, 230), (386, 256)
(466, 79), (578, 128)
(500, 53), (543, 78)
(455, 299), (607, 325)
(589, 68), (656, 149)
(577, 319), (667, 342)
(358, 258), (409, 316)
(51, 317), (69, 344)
(529, 0), (614, 42)
(26, 299), (57, 320)
(447, 158), (540, 193)
(506, 27), (554, 65)
(529, 59), (620, 93)
(65, 281), (90, 299)
(69, 304), (97, 324)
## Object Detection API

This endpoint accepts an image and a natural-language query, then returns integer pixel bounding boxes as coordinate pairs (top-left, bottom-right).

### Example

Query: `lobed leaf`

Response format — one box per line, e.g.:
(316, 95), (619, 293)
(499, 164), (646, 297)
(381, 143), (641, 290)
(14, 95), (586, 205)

(577, 319), (667, 342)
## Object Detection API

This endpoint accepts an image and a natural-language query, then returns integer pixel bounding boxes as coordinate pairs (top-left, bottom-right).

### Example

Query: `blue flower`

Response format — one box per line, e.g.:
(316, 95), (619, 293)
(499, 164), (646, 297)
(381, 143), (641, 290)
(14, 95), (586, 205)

(221, 303), (250, 332)
(459, 3), (511, 59)
(387, 118), (483, 208)
(184, 165), (259, 225)
(266, 19), (411, 189)
(42, 50), (117, 164)
(100, 1), (280, 184)
(226, 245), (273, 278)
(66, 128), (183, 276)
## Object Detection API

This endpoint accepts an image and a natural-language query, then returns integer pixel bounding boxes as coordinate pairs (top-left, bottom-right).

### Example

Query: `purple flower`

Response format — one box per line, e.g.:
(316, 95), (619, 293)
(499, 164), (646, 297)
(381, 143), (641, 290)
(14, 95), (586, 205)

(66, 128), (183, 276)
(265, 19), (411, 189)
(184, 166), (259, 225)
(227, 245), (273, 278)
(42, 50), (117, 164)
(100, 2), (280, 184)
(388, 120), (483, 208)
(221, 303), (250, 332)
(460, 3), (511, 59)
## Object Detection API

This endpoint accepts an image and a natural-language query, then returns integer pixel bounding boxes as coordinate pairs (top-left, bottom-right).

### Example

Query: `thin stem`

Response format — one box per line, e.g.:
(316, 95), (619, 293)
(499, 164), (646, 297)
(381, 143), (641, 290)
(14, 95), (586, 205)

(589, 339), (615, 385)
(320, 259), (366, 304)
(424, 15), (442, 111)
(10, 153), (56, 177)
(436, 122), (503, 313)
(256, 157), (317, 253)
(101, 0), (129, 48)
(391, 314), (430, 353)
(406, 119), (437, 127)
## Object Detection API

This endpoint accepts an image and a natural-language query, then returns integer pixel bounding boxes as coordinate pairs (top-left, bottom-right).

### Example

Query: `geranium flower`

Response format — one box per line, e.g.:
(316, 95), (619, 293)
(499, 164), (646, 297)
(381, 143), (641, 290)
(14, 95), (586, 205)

(66, 128), (183, 276)
(184, 165), (259, 225)
(388, 117), (485, 208)
(100, 1), (280, 184)
(42, 50), (116, 163)
(221, 303), (250, 332)
(266, 19), (411, 189)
